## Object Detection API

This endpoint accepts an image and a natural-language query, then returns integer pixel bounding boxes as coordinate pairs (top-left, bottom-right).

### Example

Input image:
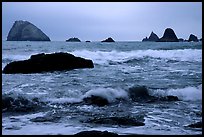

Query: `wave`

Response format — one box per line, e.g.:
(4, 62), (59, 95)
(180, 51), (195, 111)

(71, 49), (202, 65)
(2, 84), (201, 112)
(149, 84), (202, 101)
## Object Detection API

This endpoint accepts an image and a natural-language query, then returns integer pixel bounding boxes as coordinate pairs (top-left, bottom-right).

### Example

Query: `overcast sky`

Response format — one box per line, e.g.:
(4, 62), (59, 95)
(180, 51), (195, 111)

(2, 2), (202, 41)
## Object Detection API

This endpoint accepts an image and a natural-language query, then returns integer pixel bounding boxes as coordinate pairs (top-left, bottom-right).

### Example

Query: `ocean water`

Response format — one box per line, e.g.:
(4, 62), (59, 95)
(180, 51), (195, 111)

(2, 41), (202, 135)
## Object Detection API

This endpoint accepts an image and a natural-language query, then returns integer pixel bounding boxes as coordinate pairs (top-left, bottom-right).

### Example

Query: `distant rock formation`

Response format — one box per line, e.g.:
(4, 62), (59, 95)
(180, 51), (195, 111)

(158, 28), (179, 42)
(85, 40), (91, 42)
(142, 31), (159, 42)
(7, 20), (50, 41)
(178, 38), (184, 42)
(3, 52), (94, 74)
(66, 37), (81, 42)
(101, 37), (115, 42)
(188, 34), (199, 42)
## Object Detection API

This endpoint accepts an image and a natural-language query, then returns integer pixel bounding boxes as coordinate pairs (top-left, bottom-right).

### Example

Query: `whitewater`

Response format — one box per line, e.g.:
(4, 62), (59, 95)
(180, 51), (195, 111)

(2, 41), (202, 135)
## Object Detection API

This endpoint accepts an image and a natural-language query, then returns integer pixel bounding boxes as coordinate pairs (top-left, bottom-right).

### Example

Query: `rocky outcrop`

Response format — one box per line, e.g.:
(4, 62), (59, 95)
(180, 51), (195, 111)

(74, 130), (118, 136)
(188, 34), (199, 42)
(178, 38), (184, 42)
(3, 52), (94, 74)
(7, 20), (50, 41)
(85, 40), (91, 42)
(142, 31), (159, 42)
(128, 86), (180, 102)
(101, 37), (115, 42)
(66, 37), (81, 42)
(186, 121), (202, 128)
(83, 115), (145, 126)
(83, 95), (109, 106)
(158, 28), (179, 42)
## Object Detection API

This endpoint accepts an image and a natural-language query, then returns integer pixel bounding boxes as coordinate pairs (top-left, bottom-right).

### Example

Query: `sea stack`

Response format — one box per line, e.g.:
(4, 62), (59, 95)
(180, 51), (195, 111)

(101, 37), (115, 42)
(142, 31), (159, 42)
(188, 34), (199, 42)
(7, 20), (50, 41)
(158, 28), (179, 42)
(66, 37), (81, 42)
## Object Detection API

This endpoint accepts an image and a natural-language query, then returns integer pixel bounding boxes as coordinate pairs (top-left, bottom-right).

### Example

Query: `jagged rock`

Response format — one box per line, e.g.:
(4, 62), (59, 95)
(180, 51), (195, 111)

(66, 37), (81, 42)
(158, 28), (179, 42)
(7, 20), (50, 41)
(83, 95), (109, 106)
(3, 52), (94, 74)
(142, 37), (149, 42)
(74, 130), (118, 136)
(142, 31), (159, 42)
(101, 37), (115, 42)
(188, 34), (199, 42)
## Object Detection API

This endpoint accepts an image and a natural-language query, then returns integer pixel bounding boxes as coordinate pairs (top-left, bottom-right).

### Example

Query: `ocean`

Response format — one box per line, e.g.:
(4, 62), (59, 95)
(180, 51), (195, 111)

(2, 41), (202, 135)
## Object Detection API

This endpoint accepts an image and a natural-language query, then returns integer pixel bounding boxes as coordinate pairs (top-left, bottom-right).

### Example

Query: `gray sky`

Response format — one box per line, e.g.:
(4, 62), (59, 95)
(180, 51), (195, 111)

(2, 2), (202, 41)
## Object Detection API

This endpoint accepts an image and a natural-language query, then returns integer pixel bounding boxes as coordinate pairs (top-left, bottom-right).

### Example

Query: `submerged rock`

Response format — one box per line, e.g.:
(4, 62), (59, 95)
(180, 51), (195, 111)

(66, 37), (81, 42)
(142, 31), (159, 42)
(128, 86), (180, 103)
(83, 115), (145, 126)
(101, 37), (115, 42)
(83, 95), (109, 106)
(2, 96), (42, 112)
(186, 121), (202, 128)
(7, 20), (50, 41)
(85, 40), (91, 42)
(188, 34), (199, 42)
(158, 28), (179, 42)
(74, 130), (118, 136)
(3, 52), (94, 74)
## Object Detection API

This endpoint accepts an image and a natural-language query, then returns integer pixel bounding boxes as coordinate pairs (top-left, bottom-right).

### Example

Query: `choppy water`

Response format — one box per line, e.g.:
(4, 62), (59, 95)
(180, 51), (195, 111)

(2, 41), (202, 135)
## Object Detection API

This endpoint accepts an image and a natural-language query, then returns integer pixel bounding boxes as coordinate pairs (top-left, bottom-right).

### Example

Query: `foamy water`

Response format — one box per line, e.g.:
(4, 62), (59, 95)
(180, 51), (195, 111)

(2, 41), (202, 135)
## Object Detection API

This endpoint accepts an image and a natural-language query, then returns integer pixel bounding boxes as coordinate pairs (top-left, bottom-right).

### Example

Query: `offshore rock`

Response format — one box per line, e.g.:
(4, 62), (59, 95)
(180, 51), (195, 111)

(158, 28), (179, 42)
(74, 130), (118, 136)
(101, 37), (115, 42)
(142, 31), (159, 42)
(66, 37), (81, 42)
(7, 20), (50, 41)
(3, 52), (94, 74)
(188, 34), (199, 42)
(83, 95), (109, 106)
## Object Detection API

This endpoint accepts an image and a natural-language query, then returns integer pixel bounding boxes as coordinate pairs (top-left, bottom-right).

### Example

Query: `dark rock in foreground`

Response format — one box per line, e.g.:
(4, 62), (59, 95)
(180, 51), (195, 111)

(83, 115), (145, 126)
(83, 95), (109, 106)
(7, 20), (50, 41)
(2, 96), (42, 112)
(3, 52), (94, 74)
(66, 37), (81, 42)
(158, 28), (179, 42)
(74, 130), (118, 136)
(101, 37), (115, 42)
(188, 34), (199, 42)
(142, 31), (159, 42)
(186, 121), (202, 128)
